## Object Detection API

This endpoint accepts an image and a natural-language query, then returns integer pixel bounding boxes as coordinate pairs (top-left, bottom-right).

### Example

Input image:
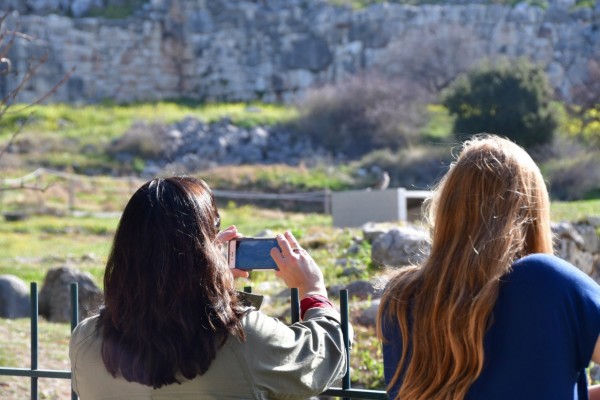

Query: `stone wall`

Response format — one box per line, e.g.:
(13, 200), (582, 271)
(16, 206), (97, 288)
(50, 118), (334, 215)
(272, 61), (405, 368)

(2, 0), (599, 104)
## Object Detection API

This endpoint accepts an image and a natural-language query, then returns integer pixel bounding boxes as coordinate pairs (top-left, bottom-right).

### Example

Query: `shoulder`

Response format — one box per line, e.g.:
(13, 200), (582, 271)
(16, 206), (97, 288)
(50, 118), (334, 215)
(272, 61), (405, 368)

(513, 253), (579, 271)
(510, 253), (596, 286)
(71, 315), (101, 343)
(506, 253), (600, 302)
(69, 315), (101, 356)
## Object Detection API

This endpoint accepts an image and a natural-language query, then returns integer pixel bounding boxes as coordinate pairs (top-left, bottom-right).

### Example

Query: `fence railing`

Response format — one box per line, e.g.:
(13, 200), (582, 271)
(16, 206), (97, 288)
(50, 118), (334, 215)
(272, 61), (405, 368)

(0, 282), (78, 400)
(0, 168), (333, 215)
(0, 283), (387, 400)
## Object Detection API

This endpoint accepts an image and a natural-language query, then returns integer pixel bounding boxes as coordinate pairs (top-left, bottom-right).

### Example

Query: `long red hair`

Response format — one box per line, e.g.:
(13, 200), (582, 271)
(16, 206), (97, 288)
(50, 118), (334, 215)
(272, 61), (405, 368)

(377, 135), (553, 399)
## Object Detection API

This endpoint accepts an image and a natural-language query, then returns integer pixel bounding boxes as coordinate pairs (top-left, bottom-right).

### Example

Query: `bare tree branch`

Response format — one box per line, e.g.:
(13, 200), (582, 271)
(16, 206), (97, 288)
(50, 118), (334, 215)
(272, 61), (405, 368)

(18, 66), (76, 111)
(0, 184), (51, 192)
(0, 116), (28, 161)
(0, 11), (73, 175)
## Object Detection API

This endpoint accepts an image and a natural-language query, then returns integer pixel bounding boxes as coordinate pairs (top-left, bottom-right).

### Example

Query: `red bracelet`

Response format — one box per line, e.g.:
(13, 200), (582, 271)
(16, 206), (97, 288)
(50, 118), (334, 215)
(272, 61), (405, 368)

(300, 295), (334, 320)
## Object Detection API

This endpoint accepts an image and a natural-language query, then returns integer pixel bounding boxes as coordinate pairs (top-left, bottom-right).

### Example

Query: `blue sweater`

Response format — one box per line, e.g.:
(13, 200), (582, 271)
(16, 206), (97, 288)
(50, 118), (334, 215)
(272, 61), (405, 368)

(382, 254), (600, 400)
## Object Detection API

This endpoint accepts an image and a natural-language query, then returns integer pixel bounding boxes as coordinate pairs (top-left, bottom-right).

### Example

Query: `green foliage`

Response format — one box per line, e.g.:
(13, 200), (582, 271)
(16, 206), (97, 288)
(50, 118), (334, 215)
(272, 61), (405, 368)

(562, 105), (600, 147)
(442, 59), (558, 149)
(85, 0), (148, 19)
(420, 104), (454, 142)
(573, 0), (596, 8)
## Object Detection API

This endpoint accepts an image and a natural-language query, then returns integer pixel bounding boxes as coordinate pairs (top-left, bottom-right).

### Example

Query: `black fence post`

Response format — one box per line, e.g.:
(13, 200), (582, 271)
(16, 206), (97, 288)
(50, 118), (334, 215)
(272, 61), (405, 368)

(70, 283), (79, 400)
(30, 282), (38, 400)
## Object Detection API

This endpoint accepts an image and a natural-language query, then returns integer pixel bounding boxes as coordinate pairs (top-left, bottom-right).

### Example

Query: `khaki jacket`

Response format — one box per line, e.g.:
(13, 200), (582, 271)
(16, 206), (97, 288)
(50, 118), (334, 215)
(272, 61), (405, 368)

(69, 307), (349, 399)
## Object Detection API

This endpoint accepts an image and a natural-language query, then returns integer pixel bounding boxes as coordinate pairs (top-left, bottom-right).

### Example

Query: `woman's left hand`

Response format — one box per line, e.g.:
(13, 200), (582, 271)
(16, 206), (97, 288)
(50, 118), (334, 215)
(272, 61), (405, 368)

(216, 225), (249, 279)
(216, 225), (241, 245)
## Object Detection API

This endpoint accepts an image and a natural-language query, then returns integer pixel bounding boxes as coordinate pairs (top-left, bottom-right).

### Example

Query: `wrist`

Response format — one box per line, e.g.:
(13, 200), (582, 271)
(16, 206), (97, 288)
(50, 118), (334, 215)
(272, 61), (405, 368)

(299, 286), (328, 300)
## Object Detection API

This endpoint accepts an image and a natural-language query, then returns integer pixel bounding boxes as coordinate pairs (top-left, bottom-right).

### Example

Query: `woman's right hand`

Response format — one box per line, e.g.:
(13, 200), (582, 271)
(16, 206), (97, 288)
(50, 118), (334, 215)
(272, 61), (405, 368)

(270, 231), (327, 300)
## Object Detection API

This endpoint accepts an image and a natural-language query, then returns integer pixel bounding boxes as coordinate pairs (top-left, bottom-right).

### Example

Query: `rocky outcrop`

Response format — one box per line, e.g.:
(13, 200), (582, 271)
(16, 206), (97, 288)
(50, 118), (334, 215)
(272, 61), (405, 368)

(553, 219), (600, 280)
(112, 117), (328, 176)
(1, 0), (598, 104)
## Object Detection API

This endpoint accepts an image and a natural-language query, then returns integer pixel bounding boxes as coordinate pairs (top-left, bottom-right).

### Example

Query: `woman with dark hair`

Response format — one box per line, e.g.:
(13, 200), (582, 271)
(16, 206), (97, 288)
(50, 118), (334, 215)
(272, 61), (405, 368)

(377, 135), (600, 399)
(69, 176), (348, 399)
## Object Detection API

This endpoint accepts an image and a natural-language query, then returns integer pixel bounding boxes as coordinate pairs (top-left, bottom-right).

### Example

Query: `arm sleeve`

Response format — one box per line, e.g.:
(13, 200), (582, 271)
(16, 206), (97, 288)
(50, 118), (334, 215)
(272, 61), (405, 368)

(235, 307), (350, 400)
(569, 267), (600, 368)
(513, 254), (600, 369)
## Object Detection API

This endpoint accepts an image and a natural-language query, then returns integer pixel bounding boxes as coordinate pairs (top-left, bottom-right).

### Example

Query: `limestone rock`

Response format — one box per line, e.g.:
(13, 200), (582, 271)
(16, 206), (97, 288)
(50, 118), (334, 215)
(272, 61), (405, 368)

(5, 1), (597, 104)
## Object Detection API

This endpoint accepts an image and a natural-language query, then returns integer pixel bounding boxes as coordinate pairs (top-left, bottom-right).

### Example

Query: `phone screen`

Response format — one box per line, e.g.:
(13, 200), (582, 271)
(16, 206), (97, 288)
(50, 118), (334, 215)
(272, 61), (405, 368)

(231, 238), (280, 270)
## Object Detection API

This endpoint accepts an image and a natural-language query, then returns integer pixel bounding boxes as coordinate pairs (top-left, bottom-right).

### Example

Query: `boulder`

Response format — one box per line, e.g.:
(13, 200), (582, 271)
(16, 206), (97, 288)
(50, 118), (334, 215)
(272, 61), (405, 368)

(39, 266), (103, 323)
(362, 222), (393, 243)
(371, 226), (430, 268)
(345, 280), (382, 300)
(0, 275), (30, 319)
(354, 299), (380, 327)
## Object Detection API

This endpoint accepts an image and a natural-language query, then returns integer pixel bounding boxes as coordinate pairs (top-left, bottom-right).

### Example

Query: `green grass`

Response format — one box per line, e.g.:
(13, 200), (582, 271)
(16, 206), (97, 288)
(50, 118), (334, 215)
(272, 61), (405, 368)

(203, 164), (357, 193)
(551, 199), (600, 223)
(1, 102), (297, 142)
(0, 215), (116, 284)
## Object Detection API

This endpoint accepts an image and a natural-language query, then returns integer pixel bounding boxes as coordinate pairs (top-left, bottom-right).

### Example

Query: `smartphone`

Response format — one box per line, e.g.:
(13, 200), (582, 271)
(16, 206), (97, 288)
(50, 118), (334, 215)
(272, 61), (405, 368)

(228, 238), (281, 270)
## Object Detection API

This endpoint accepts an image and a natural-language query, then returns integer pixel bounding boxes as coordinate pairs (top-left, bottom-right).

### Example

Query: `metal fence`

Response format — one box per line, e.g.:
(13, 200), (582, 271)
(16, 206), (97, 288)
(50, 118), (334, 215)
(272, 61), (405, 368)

(0, 284), (388, 400)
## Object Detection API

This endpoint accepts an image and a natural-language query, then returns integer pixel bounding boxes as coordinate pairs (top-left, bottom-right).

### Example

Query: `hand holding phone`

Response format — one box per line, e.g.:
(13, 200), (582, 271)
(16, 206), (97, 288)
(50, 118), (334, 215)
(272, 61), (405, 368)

(271, 231), (327, 299)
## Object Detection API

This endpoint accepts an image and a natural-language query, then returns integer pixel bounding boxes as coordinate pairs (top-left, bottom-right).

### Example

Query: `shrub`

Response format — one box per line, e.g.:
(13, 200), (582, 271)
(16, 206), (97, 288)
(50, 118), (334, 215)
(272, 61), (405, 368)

(567, 57), (600, 147)
(107, 121), (169, 160)
(442, 59), (559, 149)
(293, 73), (428, 158)
(534, 137), (600, 201)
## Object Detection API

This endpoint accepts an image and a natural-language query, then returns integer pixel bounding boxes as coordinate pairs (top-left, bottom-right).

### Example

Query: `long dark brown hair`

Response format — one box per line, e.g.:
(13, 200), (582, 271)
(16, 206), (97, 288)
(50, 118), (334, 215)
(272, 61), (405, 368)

(377, 135), (553, 399)
(99, 176), (246, 388)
